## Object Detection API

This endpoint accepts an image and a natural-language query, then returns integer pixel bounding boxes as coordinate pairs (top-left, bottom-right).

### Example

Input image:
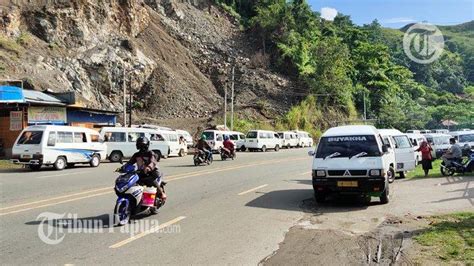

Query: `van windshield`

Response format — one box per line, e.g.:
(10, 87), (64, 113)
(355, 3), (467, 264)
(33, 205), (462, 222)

(246, 132), (257, 139)
(459, 133), (474, 143)
(316, 135), (381, 158)
(18, 131), (43, 145)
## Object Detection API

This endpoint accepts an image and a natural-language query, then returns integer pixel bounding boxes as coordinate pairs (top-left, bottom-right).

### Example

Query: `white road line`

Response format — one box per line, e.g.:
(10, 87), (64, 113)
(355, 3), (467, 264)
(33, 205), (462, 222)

(109, 216), (186, 248)
(238, 184), (268, 196)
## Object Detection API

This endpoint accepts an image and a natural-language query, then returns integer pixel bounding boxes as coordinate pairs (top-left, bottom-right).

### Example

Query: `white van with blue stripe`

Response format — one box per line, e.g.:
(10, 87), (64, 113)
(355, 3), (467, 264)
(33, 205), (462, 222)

(11, 125), (106, 170)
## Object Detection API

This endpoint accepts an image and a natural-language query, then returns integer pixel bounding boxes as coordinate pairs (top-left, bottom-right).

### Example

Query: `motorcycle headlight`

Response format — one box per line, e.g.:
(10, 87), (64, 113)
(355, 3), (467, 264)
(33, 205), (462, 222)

(369, 169), (381, 176)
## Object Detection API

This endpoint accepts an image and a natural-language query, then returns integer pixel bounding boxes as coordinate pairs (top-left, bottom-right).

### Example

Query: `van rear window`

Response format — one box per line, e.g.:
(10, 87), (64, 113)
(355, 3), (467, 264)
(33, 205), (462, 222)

(202, 132), (213, 140)
(18, 131), (43, 145)
(316, 135), (381, 158)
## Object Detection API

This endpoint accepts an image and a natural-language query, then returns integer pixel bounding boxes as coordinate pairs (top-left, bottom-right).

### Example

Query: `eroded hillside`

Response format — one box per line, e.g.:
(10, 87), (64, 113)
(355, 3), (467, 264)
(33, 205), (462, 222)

(0, 0), (300, 130)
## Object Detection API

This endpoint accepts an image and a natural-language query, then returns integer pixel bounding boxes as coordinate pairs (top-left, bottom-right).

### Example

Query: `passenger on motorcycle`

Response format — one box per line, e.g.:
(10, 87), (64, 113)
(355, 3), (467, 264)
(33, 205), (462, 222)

(121, 137), (167, 201)
(222, 135), (235, 157)
(196, 134), (212, 162)
(442, 138), (463, 166)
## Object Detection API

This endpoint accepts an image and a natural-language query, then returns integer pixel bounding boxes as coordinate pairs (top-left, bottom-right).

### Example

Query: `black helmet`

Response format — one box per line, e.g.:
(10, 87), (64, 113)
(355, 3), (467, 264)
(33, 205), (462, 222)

(136, 136), (150, 152)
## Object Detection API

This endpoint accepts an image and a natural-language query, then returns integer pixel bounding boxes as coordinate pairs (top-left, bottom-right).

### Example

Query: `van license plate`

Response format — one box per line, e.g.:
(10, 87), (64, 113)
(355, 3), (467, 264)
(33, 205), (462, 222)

(337, 181), (358, 187)
(21, 154), (32, 159)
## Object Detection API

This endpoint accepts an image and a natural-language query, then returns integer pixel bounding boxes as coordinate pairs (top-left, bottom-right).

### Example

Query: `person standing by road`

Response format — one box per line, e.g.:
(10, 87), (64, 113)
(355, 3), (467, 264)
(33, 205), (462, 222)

(416, 141), (433, 177)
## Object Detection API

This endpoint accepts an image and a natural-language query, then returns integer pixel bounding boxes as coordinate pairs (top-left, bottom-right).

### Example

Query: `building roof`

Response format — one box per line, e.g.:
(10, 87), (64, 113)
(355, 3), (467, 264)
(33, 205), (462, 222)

(23, 89), (65, 105)
(0, 86), (65, 106)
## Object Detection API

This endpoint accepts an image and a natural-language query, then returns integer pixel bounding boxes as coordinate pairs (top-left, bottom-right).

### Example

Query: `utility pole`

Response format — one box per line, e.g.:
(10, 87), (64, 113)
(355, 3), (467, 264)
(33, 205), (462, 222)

(122, 66), (127, 127)
(231, 66), (235, 131)
(128, 83), (132, 128)
(224, 85), (227, 130)
(363, 91), (367, 121)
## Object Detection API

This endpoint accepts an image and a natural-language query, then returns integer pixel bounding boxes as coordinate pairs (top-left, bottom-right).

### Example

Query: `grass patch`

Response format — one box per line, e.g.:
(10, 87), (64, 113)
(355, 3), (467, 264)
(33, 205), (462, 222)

(0, 160), (22, 170)
(0, 35), (22, 55)
(407, 159), (444, 179)
(415, 212), (474, 264)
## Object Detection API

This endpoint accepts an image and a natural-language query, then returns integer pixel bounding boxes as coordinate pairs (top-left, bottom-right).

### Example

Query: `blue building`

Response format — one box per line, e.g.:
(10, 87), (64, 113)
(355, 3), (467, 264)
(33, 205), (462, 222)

(0, 85), (118, 157)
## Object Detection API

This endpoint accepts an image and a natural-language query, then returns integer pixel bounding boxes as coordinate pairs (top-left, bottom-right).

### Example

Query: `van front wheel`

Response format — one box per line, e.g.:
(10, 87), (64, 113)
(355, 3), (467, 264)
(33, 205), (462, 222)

(275, 145), (280, 152)
(261, 146), (267, 152)
(90, 154), (100, 167)
(153, 150), (162, 162)
(380, 183), (390, 204)
(54, 157), (67, 171)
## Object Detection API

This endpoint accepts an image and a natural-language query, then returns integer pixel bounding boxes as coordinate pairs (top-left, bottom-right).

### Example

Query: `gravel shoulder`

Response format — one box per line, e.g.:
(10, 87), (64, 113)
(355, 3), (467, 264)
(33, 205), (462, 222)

(263, 175), (473, 265)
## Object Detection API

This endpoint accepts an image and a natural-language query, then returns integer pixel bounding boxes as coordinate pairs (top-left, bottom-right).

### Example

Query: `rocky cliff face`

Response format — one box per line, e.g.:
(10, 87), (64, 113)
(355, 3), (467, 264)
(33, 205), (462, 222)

(0, 0), (299, 130)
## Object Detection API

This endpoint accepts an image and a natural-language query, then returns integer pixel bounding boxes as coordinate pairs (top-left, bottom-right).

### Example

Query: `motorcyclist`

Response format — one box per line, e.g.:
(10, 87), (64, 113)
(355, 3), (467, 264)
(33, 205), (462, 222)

(196, 134), (212, 162)
(442, 137), (463, 166)
(121, 137), (166, 201)
(222, 135), (235, 157)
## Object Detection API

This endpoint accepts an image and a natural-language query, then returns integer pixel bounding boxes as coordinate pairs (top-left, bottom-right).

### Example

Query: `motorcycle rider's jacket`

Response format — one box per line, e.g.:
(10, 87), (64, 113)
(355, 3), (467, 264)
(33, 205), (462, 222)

(223, 139), (235, 151)
(196, 139), (211, 151)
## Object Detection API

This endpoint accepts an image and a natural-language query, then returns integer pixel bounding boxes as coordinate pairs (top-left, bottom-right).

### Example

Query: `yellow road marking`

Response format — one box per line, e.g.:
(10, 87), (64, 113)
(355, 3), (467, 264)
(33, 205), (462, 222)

(109, 216), (186, 248)
(0, 187), (111, 211)
(238, 184), (269, 196)
(35, 171), (92, 179)
(0, 157), (308, 215)
(0, 191), (112, 216)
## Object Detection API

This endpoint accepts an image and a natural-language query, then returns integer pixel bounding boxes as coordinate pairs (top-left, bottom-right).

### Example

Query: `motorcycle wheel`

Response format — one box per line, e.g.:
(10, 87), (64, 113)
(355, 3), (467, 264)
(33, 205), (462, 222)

(114, 202), (131, 226)
(440, 162), (455, 176)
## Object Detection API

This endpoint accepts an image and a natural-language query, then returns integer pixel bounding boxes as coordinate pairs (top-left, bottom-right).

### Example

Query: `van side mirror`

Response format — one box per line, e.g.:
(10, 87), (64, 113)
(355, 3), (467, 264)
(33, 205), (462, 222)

(382, 145), (388, 153)
(308, 150), (315, 157)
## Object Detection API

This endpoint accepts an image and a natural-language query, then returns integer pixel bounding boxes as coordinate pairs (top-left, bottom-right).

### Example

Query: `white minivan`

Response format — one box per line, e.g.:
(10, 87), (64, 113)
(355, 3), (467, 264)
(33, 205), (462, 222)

(424, 133), (451, 158)
(244, 130), (281, 152)
(99, 127), (169, 162)
(450, 131), (474, 149)
(155, 130), (187, 157)
(294, 130), (314, 147)
(379, 129), (416, 178)
(277, 131), (299, 149)
(308, 125), (394, 204)
(202, 130), (227, 152)
(11, 125), (106, 170)
(227, 131), (246, 151)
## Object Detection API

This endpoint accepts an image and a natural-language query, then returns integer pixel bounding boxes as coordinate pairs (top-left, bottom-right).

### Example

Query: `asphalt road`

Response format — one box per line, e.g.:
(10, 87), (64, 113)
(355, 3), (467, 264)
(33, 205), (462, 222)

(0, 149), (472, 264)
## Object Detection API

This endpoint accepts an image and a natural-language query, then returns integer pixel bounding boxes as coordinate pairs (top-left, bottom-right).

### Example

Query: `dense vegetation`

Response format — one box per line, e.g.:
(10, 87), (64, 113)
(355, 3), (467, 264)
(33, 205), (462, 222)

(214, 0), (473, 135)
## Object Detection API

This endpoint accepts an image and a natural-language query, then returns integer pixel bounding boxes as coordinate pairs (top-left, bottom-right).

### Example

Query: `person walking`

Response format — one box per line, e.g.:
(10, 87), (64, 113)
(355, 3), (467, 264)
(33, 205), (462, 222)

(417, 141), (433, 177)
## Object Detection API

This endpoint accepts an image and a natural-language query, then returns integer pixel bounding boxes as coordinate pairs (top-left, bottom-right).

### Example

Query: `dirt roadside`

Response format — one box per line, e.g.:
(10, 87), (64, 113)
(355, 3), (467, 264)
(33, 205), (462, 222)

(263, 175), (473, 265)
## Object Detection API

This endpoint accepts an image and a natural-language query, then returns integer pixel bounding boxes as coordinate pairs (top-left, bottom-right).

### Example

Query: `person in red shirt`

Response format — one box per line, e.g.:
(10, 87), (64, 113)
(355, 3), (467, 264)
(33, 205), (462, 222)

(416, 141), (433, 177)
(222, 135), (235, 157)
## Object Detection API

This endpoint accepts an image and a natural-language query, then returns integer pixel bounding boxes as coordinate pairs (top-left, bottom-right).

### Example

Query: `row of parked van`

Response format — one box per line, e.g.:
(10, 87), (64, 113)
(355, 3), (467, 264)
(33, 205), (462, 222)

(10, 125), (314, 170)
(201, 129), (313, 152)
(407, 130), (474, 163)
(10, 125), (194, 170)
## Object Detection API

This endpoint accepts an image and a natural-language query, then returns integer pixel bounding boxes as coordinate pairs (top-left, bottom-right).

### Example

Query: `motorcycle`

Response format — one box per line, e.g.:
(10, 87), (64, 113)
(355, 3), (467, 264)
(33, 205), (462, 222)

(220, 148), (236, 161)
(193, 149), (213, 166)
(440, 146), (474, 176)
(113, 164), (166, 226)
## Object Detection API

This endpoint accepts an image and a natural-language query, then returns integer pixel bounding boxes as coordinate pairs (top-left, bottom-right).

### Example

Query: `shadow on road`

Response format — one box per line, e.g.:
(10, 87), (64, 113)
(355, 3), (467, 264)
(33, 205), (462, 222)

(25, 214), (113, 229)
(245, 189), (375, 214)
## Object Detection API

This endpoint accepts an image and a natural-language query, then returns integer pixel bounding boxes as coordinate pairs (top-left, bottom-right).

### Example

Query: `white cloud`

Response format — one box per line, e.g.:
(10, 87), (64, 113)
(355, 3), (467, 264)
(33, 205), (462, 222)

(321, 7), (338, 21)
(382, 17), (417, 24)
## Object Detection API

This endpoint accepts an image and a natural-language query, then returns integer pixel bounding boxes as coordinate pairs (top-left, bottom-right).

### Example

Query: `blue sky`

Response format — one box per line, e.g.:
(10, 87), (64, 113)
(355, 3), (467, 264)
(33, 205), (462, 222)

(307, 0), (474, 28)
